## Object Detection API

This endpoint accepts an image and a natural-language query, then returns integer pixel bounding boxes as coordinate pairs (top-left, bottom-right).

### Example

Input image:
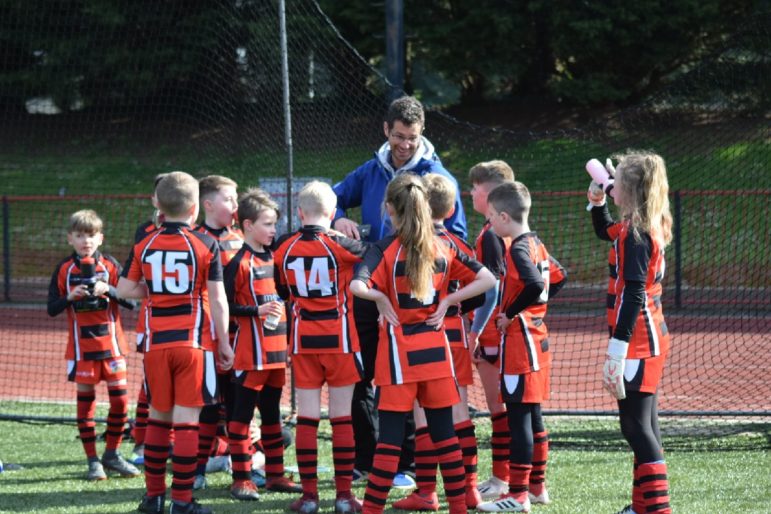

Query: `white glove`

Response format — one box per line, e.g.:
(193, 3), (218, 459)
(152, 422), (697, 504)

(603, 338), (629, 400)
(605, 158), (616, 177)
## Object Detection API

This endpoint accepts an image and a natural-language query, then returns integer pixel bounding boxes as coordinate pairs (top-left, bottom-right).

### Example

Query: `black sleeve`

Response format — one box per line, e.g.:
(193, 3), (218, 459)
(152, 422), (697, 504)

(47, 263), (68, 317)
(334, 234), (370, 258)
(613, 233), (652, 341)
(353, 239), (388, 285)
(274, 262), (290, 301)
(548, 255), (568, 300)
(460, 292), (485, 314)
(207, 245), (223, 282)
(591, 203), (617, 242)
(480, 230), (505, 275)
(504, 244), (545, 319)
(104, 254), (135, 310)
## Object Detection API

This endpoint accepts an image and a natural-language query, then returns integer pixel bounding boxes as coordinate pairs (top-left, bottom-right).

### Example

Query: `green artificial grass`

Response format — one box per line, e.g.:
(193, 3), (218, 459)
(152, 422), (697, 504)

(0, 416), (769, 513)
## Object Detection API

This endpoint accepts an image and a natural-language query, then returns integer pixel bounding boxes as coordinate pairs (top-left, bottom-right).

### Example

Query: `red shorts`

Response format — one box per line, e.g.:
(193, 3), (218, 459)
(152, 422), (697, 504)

(499, 366), (550, 404)
(451, 346), (473, 387)
(624, 352), (667, 394)
(233, 368), (286, 392)
(377, 377), (460, 412)
(292, 353), (363, 389)
(479, 329), (502, 349)
(144, 347), (218, 411)
(67, 356), (127, 385)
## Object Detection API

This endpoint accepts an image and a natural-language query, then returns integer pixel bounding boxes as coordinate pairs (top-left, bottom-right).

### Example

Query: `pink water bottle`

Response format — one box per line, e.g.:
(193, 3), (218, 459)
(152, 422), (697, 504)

(586, 158), (615, 198)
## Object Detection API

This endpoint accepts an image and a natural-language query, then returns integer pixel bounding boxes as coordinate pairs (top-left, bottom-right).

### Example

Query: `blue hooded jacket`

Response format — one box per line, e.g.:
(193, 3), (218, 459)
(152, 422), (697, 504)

(333, 137), (467, 242)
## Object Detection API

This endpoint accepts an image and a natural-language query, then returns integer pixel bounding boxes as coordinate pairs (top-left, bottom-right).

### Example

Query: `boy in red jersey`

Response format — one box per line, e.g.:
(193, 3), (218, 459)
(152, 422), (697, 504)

(467, 160), (515, 500)
(47, 209), (140, 481)
(223, 188), (300, 502)
(393, 174), (485, 512)
(588, 152), (673, 514)
(118, 171), (234, 514)
(273, 181), (368, 514)
(476, 182), (567, 513)
(351, 174), (496, 514)
(192, 175), (243, 490)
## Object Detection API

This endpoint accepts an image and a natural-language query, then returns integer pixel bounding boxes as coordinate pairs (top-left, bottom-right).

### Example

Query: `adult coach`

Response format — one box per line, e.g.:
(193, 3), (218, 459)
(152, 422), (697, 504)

(332, 95), (468, 486)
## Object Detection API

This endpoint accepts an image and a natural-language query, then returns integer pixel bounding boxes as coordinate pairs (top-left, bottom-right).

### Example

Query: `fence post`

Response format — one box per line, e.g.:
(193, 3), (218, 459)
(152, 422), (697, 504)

(673, 190), (682, 309)
(2, 196), (9, 302)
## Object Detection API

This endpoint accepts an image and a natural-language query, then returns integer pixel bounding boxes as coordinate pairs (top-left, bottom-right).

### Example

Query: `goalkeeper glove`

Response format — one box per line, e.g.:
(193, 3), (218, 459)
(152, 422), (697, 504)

(603, 337), (629, 400)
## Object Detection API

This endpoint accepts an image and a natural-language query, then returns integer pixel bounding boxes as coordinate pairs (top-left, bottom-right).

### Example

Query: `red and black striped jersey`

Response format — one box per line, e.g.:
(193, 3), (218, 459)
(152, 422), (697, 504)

(122, 221), (222, 352)
(610, 223), (669, 359)
(436, 225), (476, 349)
(500, 233), (566, 375)
(47, 251), (129, 361)
(355, 234), (484, 386)
(474, 221), (510, 343)
(224, 243), (287, 371)
(273, 226), (367, 355)
(193, 223), (244, 267)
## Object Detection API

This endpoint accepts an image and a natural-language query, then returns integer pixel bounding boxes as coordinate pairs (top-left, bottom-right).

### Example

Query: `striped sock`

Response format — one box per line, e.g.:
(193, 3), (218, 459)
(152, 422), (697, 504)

(639, 461), (671, 513)
(76, 391), (97, 459)
(261, 423), (285, 478)
(507, 462), (532, 504)
(132, 385), (149, 446)
(414, 426), (437, 494)
(435, 436), (466, 511)
(362, 443), (400, 514)
(491, 412), (510, 482)
(331, 416), (355, 495)
(227, 420), (252, 482)
(144, 418), (172, 497)
(105, 385), (128, 453)
(196, 419), (219, 475)
(454, 420), (478, 491)
(296, 417), (320, 495)
(632, 459), (643, 513)
(170, 423), (199, 504)
(529, 430), (548, 496)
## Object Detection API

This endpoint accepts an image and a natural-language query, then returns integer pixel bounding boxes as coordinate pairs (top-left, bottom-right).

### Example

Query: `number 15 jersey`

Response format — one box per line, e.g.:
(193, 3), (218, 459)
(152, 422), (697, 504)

(122, 221), (222, 352)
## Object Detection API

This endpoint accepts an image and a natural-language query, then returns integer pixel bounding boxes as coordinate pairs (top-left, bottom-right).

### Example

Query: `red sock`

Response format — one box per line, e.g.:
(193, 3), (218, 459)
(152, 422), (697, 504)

(529, 430), (548, 496)
(210, 435), (229, 457)
(144, 418), (172, 497)
(296, 417), (320, 495)
(76, 391), (97, 459)
(331, 416), (355, 495)
(414, 426), (437, 494)
(507, 462), (532, 503)
(362, 443), (400, 514)
(639, 461), (671, 513)
(132, 385), (149, 446)
(196, 421), (218, 473)
(454, 420), (478, 490)
(105, 385), (128, 452)
(491, 412), (510, 482)
(261, 423), (285, 478)
(435, 436), (466, 511)
(227, 420), (252, 482)
(171, 423), (199, 504)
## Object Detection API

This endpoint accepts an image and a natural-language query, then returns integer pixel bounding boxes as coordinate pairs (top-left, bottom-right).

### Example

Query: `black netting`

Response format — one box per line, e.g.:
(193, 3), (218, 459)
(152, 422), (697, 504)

(0, 1), (768, 449)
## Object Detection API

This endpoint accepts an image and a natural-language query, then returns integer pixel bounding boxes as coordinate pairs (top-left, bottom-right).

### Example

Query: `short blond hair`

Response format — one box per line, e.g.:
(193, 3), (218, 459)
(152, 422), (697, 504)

(469, 160), (515, 185)
(199, 175), (238, 203)
(238, 188), (280, 224)
(68, 209), (103, 234)
(423, 173), (456, 220)
(156, 171), (199, 218)
(297, 181), (337, 218)
(487, 181), (531, 224)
